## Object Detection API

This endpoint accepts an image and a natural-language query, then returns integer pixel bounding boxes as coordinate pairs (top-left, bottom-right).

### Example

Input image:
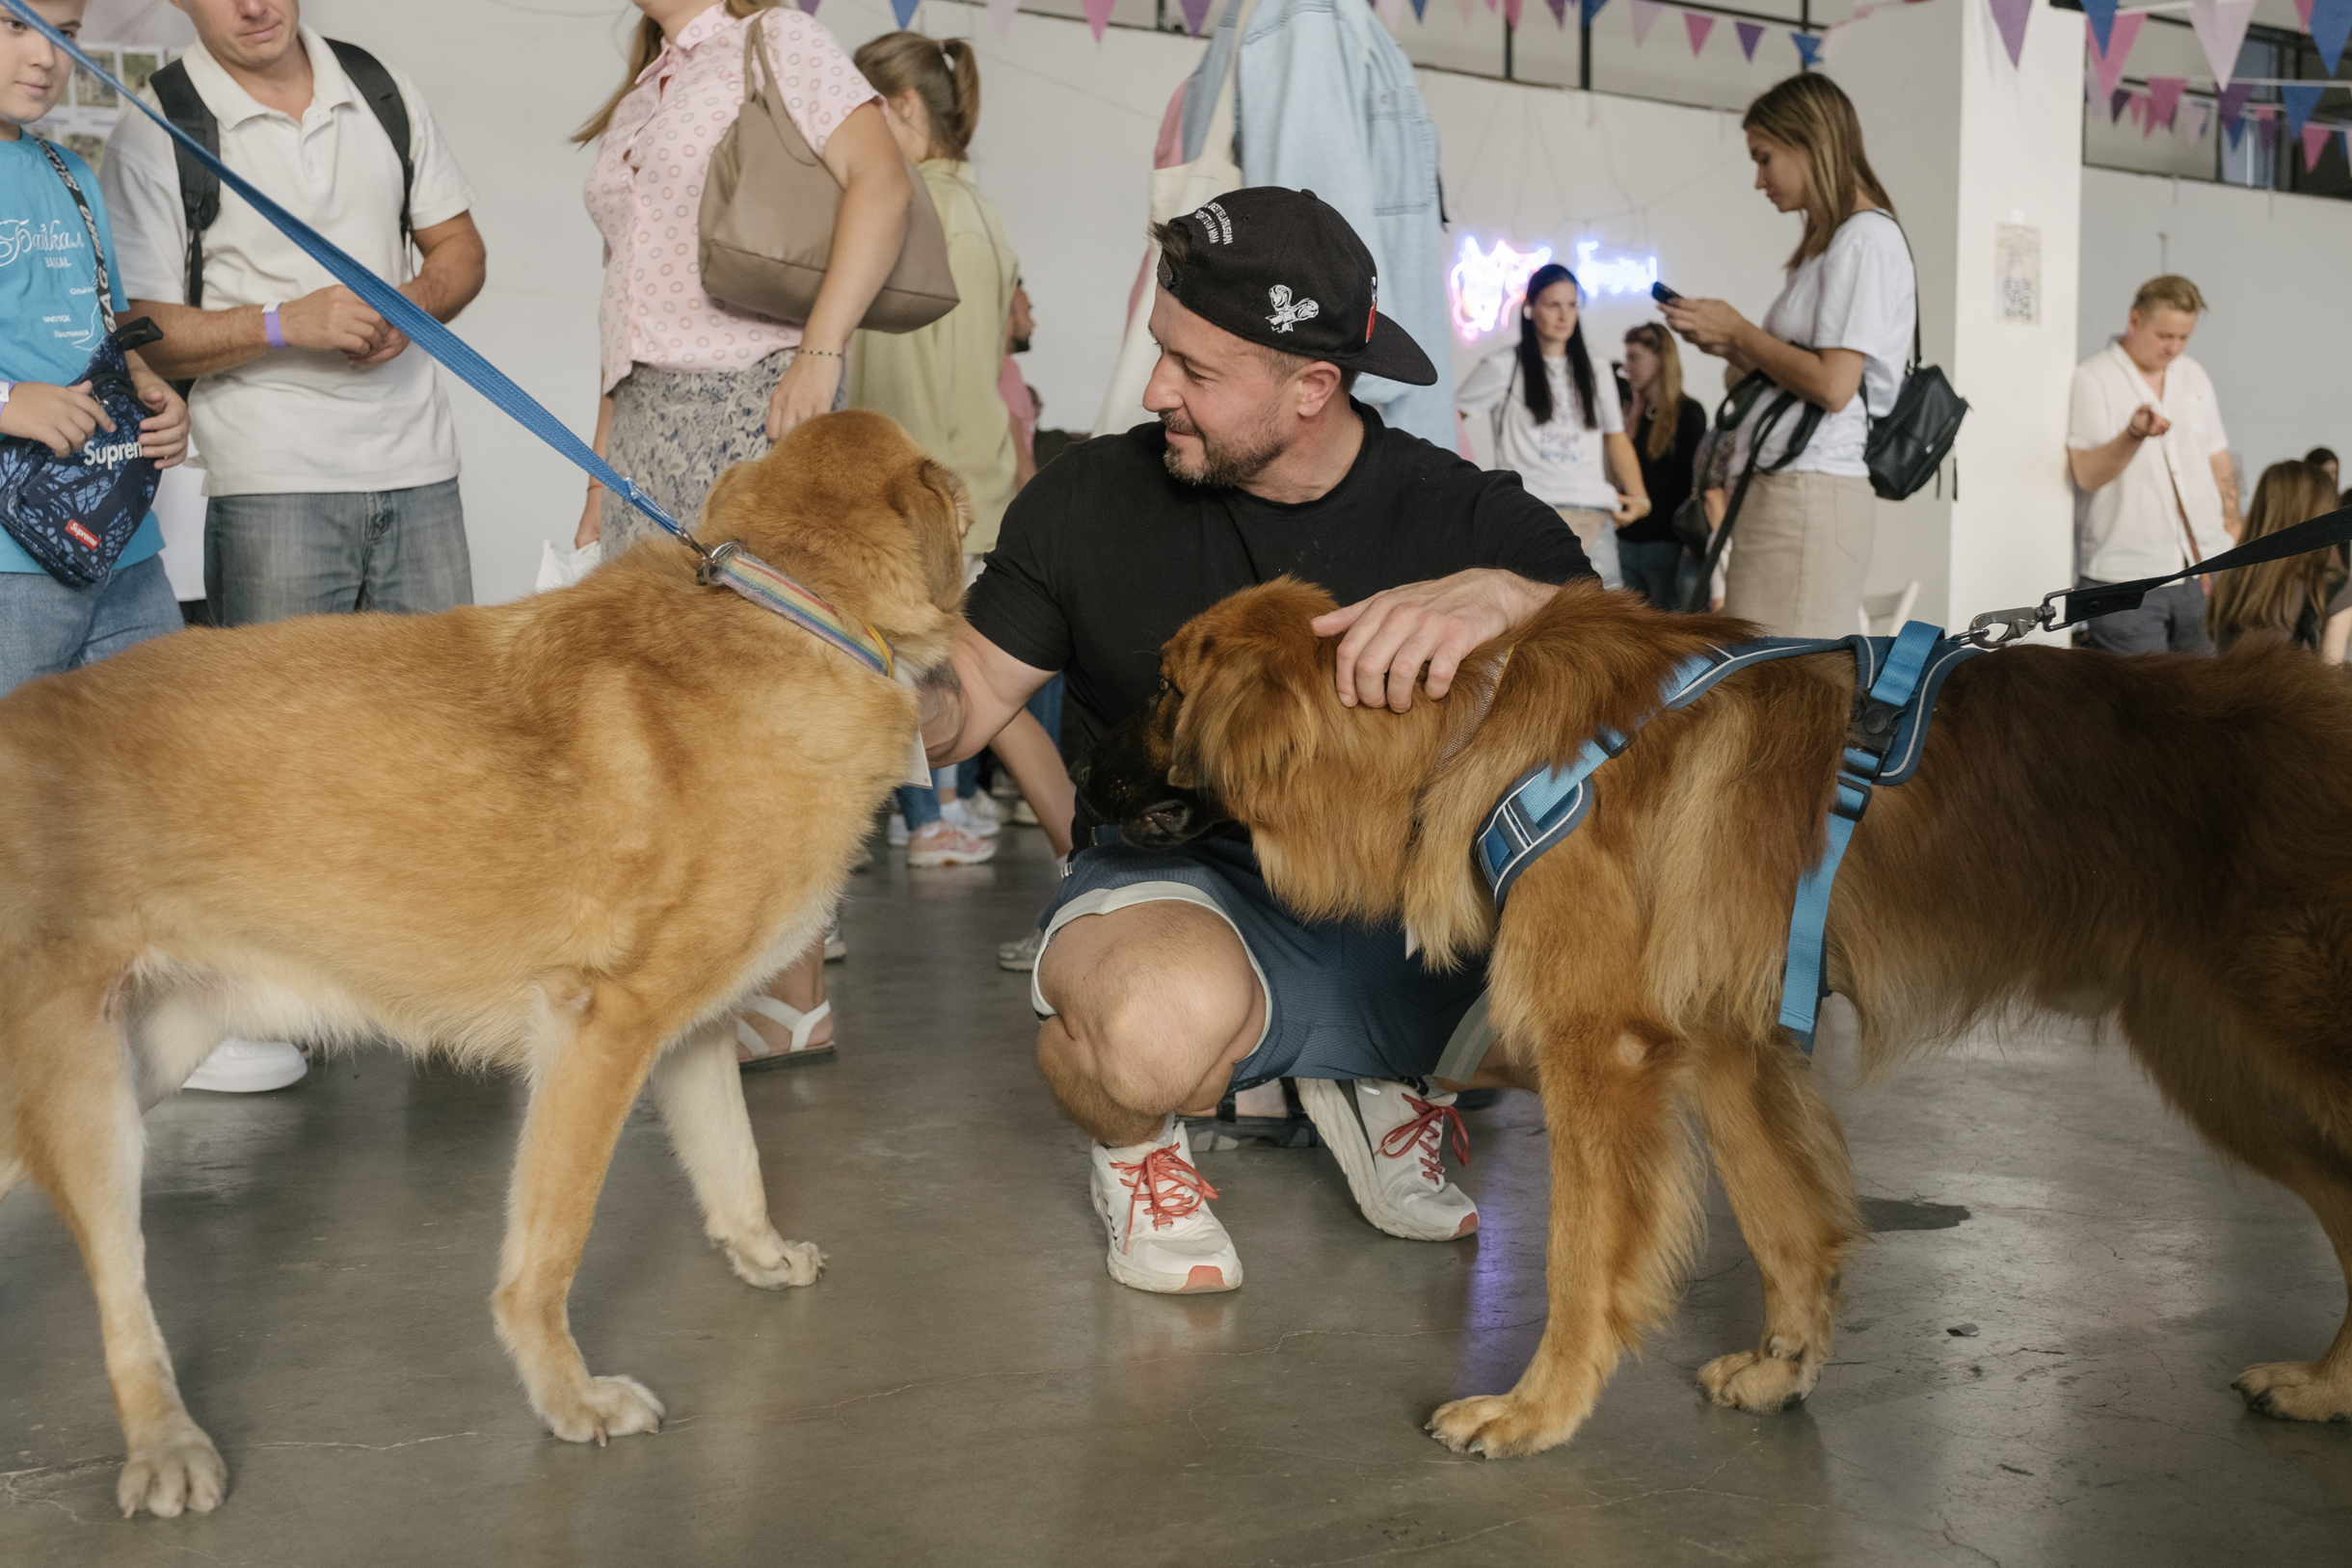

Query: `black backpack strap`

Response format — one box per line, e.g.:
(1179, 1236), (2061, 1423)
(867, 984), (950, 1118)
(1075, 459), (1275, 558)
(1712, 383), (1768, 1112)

(327, 40), (414, 246)
(147, 59), (220, 310)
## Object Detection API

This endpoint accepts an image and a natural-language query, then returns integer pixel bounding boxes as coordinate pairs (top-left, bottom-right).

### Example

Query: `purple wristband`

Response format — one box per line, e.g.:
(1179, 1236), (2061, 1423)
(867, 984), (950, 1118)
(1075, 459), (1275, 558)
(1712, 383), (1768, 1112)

(263, 305), (287, 350)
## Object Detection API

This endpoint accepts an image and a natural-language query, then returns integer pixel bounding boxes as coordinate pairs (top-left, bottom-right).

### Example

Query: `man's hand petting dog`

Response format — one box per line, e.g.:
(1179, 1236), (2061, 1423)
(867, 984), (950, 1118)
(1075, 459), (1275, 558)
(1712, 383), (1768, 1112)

(1311, 569), (1556, 712)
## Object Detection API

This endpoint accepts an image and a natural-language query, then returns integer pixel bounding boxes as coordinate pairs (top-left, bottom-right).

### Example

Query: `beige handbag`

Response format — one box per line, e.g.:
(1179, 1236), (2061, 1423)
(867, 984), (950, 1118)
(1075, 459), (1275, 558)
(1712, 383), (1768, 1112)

(698, 17), (958, 334)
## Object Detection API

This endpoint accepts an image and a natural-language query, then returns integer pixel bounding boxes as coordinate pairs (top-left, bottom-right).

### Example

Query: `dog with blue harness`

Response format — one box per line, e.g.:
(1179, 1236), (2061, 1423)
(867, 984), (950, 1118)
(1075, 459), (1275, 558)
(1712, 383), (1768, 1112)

(1087, 568), (2352, 1465)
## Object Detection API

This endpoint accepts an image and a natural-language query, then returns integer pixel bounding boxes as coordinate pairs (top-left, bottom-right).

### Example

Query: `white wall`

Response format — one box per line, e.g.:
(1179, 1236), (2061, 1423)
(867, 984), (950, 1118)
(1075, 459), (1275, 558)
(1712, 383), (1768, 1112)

(2078, 168), (2352, 487)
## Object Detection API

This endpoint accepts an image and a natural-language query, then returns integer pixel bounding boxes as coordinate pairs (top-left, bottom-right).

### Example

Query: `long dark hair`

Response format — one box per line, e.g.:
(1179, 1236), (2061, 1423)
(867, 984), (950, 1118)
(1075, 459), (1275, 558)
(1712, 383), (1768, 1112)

(1516, 264), (1597, 431)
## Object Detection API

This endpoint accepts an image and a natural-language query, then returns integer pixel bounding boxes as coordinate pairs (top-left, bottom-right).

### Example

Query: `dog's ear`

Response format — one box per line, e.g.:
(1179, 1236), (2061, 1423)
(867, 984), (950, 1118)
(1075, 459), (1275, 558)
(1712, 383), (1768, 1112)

(1168, 607), (1330, 815)
(894, 458), (972, 611)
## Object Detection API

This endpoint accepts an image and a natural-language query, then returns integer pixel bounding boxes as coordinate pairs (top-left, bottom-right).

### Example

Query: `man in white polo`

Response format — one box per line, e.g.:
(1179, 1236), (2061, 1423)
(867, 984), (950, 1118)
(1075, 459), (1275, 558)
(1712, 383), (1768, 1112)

(2066, 274), (2242, 654)
(101, 0), (484, 628)
(98, 0), (484, 1094)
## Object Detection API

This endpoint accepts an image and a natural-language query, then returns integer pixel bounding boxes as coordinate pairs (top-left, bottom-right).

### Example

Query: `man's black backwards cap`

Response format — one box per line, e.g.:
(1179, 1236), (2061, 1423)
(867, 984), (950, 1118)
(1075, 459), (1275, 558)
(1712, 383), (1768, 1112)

(1155, 187), (1437, 386)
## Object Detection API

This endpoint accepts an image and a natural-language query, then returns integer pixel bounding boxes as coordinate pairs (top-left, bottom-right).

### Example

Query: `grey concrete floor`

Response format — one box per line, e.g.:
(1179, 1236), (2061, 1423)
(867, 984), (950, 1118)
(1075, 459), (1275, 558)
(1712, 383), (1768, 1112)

(5, 821), (2351, 1567)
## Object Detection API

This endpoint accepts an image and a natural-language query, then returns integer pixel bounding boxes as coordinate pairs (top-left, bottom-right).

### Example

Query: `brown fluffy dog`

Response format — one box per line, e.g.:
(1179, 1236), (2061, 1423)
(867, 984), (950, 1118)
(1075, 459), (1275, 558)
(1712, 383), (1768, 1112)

(1091, 575), (2352, 1458)
(0, 411), (968, 1516)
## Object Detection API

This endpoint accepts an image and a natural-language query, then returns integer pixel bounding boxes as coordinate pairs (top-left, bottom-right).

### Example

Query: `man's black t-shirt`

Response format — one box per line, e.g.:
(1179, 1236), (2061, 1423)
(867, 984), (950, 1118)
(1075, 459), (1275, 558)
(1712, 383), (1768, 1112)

(966, 401), (1594, 767)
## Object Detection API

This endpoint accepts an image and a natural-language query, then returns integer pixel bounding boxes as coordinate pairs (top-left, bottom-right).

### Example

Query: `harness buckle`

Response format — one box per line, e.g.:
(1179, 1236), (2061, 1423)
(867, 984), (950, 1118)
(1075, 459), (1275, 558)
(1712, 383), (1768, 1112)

(1959, 601), (2051, 649)
(1846, 693), (1903, 757)
(693, 538), (744, 586)
(1828, 772), (1872, 825)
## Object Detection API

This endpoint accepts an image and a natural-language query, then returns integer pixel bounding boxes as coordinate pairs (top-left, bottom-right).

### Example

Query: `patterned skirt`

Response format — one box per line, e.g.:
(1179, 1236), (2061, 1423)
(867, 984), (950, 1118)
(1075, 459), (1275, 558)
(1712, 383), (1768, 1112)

(598, 352), (798, 555)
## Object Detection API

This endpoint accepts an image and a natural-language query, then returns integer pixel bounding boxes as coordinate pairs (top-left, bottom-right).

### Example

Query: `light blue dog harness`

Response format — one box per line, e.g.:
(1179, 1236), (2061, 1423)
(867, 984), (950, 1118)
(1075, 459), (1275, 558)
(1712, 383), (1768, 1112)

(1470, 621), (1985, 1051)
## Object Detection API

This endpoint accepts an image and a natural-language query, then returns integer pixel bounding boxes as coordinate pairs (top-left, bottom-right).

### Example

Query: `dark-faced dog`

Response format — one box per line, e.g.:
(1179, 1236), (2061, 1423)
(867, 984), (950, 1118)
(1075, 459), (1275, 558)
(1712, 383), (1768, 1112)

(1084, 575), (2352, 1457)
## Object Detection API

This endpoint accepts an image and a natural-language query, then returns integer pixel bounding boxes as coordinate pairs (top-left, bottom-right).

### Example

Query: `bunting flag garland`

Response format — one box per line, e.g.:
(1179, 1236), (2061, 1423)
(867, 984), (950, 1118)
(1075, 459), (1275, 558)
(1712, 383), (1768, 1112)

(1456, 0), (1478, 26)
(2259, 115), (2281, 153)
(2188, 0), (2255, 87)
(1181, 0), (1213, 34)
(2082, 0), (2120, 51)
(891, 0), (921, 24)
(1685, 10), (1714, 54)
(2314, 0), (2352, 73)
(2301, 119), (2335, 168)
(795, 0), (820, 14)
(989, 0), (1018, 34)
(2284, 81), (2325, 141)
(1082, 0), (1113, 40)
(1411, 0), (1430, 18)
(1583, 0), (1613, 24)
(1629, 0), (1663, 45)
(1547, 0), (1570, 26)
(1792, 30), (1824, 66)
(1504, 0), (1525, 29)
(2090, 13), (2145, 101)
(2144, 75), (2185, 131)
(1735, 19), (1764, 58)
(1987, 0), (2031, 67)
(2294, 0), (2315, 26)
(2216, 80), (2255, 137)
(2110, 86), (2132, 122)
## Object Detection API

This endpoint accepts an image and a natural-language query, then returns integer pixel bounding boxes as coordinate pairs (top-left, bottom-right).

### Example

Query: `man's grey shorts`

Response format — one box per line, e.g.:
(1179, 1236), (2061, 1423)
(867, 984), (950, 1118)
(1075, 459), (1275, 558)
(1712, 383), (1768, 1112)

(2078, 576), (2214, 656)
(1029, 831), (1488, 1087)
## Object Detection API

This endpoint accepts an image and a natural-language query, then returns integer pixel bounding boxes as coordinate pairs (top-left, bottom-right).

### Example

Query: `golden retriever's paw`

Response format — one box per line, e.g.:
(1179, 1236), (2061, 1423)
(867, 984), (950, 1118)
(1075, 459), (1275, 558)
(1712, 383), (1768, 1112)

(542, 1374), (667, 1446)
(118, 1422), (227, 1518)
(1425, 1394), (1585, 1458)
(1698, 1348), (1821, 1414)
(724, 1230), (826, 1290)
(2234, 1361), (2352, 1422)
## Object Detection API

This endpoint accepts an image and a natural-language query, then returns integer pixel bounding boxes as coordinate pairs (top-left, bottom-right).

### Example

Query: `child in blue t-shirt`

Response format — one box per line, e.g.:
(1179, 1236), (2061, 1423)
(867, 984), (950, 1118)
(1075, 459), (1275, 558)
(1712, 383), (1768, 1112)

(0, 0), (189, 695)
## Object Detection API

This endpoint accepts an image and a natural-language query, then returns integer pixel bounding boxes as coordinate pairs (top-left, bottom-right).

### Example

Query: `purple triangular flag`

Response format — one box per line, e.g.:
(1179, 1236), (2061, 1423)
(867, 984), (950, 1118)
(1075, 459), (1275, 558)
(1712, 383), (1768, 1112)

(2082, 0), (2119, 51)
(2146, 76), (2186, 131)
(2109, 87), (2132, 123)
(1736, 20), (1765, 58)
(795, 0), (820, 13)
(1685, 11), (1714, 54)
(1987, 0), (2031, 66)
(1792, 30), (1823, 66)
(2217, 81), (2255, 126)
(2314, 0), (2352, 74)
(2284, 81), (2325, 142)
(1630, 0), (1663, 45)
(1549, 0), (1571, 25)
(1182, 0), (1213, 32)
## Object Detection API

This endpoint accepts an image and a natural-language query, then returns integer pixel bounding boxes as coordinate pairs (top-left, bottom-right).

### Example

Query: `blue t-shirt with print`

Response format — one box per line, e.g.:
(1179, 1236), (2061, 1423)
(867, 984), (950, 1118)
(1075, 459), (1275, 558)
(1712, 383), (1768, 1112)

(0, 133), (162, 575)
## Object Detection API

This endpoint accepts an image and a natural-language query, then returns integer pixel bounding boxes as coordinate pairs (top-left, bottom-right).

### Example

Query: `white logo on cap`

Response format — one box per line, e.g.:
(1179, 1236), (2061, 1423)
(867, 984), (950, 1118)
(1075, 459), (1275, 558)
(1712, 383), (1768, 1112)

(1267, 284), (1320, 333)
(1196, 201), (1233, 244)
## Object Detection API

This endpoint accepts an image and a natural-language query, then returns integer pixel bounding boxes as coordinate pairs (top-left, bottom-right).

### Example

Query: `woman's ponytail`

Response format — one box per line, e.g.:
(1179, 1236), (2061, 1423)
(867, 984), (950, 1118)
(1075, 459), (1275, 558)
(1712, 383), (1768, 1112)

(854, 31), (983, 160)
(940, 39), (981, 156)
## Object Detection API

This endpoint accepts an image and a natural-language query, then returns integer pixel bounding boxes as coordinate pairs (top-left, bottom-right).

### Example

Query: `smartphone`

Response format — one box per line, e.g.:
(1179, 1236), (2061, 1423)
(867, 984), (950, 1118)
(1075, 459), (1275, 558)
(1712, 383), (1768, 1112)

(1650, 281), (1684, 306)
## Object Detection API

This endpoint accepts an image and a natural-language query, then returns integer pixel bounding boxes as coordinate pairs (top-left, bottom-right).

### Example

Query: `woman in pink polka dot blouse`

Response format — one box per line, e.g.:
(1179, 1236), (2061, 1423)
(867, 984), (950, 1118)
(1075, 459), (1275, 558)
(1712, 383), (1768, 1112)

(572, 0), (917, 1067)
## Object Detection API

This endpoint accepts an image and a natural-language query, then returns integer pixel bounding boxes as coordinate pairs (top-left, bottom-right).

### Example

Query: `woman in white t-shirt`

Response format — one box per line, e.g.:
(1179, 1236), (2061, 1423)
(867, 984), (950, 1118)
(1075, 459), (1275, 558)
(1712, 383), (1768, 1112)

(1661, 74), (1913, 636)
(1457, 263), (1649, 590)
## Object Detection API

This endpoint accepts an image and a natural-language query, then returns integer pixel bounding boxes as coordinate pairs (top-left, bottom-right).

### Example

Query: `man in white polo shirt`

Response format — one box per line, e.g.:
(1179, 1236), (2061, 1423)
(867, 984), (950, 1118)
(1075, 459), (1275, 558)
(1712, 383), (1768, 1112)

(2066, 274), (2242, 655)
(97, 0), (483, 1096)
(100, 0), (484, 629)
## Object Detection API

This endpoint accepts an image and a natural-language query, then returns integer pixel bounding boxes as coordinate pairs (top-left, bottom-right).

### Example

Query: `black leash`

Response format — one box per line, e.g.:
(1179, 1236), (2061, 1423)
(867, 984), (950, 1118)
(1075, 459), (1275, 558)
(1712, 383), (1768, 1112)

(1960, 503), (2352, 649)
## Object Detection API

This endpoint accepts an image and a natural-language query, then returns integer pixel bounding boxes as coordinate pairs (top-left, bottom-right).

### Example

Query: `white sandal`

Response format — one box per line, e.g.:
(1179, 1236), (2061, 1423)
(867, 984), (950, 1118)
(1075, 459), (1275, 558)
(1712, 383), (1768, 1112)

(736, 995), (836, 1072)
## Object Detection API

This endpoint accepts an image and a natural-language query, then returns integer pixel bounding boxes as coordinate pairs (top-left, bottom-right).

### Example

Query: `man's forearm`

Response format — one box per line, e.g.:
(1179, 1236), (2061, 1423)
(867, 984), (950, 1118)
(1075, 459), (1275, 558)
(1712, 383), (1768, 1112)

(124, 300), (268, 380)
(2213, 454), (2243, 539)
(403, 231), (487, 324)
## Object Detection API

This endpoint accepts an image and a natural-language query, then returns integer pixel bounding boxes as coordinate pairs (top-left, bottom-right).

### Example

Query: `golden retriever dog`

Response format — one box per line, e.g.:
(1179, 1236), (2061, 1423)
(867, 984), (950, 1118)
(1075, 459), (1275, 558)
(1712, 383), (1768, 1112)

(1084, 575), (2352, 1458)
(0, 411), (967, 1516)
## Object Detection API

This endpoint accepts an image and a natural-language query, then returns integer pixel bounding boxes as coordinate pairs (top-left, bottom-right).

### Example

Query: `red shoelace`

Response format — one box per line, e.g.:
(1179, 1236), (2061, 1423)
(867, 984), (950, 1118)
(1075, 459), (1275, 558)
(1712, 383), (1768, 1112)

(1378, 1094), (1470, 1184)
(1110, 1143), (1221, 1251)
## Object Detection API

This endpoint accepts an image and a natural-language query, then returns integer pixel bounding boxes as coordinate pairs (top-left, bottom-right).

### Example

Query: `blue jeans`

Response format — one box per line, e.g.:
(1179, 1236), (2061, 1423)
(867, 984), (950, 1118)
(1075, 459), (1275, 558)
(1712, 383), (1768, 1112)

(0, 555), (182, 697)
(205, 478), (470, 626)
(1617, 539), (1685, 611)
(895, 782), (944, 829)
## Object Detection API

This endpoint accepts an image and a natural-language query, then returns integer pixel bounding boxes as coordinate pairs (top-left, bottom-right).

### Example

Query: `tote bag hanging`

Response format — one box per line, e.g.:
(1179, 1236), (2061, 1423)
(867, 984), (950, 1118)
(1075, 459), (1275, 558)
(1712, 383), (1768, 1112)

(698, 17), (959, 334)
(1091, 0), (1258, 436)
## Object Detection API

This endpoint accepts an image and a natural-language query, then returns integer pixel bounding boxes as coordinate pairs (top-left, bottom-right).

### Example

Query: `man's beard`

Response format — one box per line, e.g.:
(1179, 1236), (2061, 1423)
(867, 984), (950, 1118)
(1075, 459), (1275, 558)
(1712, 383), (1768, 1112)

(1160, 408), (1286, 490)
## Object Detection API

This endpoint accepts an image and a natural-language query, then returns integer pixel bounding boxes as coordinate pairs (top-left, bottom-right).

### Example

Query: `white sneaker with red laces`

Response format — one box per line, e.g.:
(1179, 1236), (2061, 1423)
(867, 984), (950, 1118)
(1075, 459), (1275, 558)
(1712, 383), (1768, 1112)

(1089, 1118), (1243, 1293)
(1296, 1077), (1479, 1241)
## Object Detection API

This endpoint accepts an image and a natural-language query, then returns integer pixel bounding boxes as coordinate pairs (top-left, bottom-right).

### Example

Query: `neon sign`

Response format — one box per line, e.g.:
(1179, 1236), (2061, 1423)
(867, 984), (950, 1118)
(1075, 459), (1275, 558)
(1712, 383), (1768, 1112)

(1448, 233), (1552, 342)
(1573, 239), (1661, 298)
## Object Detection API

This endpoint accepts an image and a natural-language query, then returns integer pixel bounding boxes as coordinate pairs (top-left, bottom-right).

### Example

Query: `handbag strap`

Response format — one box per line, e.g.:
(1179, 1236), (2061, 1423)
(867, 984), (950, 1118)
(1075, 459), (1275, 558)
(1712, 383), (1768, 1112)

(34, 138), (118, 336)
(739, 13), (822, 171)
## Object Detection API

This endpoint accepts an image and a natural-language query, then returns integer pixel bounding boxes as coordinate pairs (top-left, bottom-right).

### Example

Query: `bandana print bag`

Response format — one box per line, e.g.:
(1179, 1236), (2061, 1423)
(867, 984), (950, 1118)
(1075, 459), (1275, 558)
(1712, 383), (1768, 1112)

(0, 140), (163, 588)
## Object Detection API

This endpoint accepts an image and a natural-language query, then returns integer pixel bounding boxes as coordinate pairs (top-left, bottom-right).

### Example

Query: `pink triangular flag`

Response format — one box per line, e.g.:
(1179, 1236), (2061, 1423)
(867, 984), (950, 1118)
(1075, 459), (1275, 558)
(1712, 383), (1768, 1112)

(1630, 0), (1664, 45)
(2145, 76), (2186, 131)
(989, 0), (1018, 36)
(1735, 19), (1765, 57)
(1986, 0), (2031, 66)
(1457, 0), (1479, 23)
(1505, 0), (1524, 25)
(2303, 120), (2335, 168)
(2188, 0), (2256, 88)
(2295, 0), (2316, 27)
(2129, 93), (2148, 132)
(2090, 13), (2144, 101)
(1082, 0), (1114, 39)
(1685, 11), (1715, 54)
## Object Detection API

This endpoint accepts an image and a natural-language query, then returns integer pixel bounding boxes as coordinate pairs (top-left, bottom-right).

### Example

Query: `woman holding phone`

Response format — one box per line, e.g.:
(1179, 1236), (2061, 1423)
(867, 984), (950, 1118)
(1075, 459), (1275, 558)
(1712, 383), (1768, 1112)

(1661, 73), (1912, 637)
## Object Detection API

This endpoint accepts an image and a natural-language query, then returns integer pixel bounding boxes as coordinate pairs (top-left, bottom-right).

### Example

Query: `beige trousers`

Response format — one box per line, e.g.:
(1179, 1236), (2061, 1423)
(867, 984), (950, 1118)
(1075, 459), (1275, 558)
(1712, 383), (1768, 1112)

(1721, 470), (1875, 638)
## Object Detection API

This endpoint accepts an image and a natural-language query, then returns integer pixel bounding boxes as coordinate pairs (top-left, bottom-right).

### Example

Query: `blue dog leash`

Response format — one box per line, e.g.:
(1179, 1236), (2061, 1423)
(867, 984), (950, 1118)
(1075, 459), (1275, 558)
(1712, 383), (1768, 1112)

(1, 3), (897, 679)
(1474, 622), (1979, 1051)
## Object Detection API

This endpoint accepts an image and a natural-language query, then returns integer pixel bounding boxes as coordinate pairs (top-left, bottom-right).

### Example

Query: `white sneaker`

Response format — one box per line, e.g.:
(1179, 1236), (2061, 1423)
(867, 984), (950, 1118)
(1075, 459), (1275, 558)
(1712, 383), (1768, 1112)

(997, 928), (1042, 971)
(1089, 1119), (1243, 1293)
(905, 820), (996, 867)
(939, 796), (1002, 837)
(886, 811), (910, 846)
(1296, 1077), (1479, 1241)
(182, 1039), (308, 1094)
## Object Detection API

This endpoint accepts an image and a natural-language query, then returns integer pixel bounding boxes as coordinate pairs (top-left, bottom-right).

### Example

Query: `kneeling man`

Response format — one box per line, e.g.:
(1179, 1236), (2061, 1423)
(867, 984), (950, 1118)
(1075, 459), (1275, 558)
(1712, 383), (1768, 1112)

(922, 188), (1590, 1290)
